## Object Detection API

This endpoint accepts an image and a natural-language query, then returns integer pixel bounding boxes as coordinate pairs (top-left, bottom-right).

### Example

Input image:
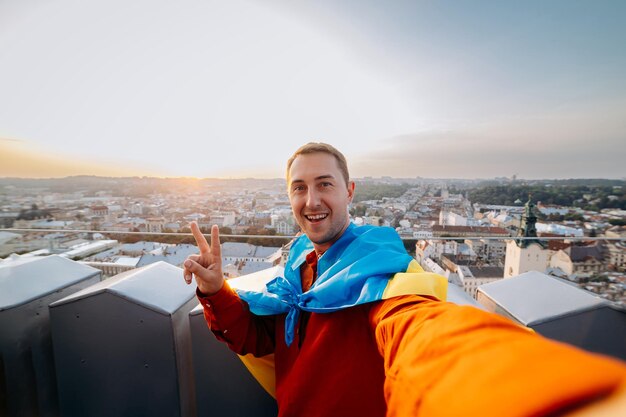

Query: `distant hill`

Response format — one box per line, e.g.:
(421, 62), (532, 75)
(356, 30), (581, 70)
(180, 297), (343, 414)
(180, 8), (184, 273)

(1, 176), (624, 208)
(468, 182), (626, 210)
(0, 176), (286, 195)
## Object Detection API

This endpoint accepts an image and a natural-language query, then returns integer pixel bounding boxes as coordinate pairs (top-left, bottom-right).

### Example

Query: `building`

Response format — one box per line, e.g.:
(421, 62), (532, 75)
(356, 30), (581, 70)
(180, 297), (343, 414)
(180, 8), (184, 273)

(61, 239), (118, 260)
(0, 211), (19, 228)
(16, 204), (52, 221)
(439, 210), (468, 226)
(82, 259), (137, 277)
(130, 203), (143, 215)
(473, 203), (525, 216)
(549, 243), (605, 278)
(536, 222), (584, 237)
(490, 213), (518, 229)
(504, 198), (549, 278)
(136, 244), (200, 268)
(430, 240), (458, 260)
(271, 212), (297, 235)
(146, 217), (166, 233)
(221, 242), (281, 264)
(0, 231), (50, 257)
(279, 240), (294, 267)
(364, 216), (383, 226)
(27, 220), (76, 230)
(209, 211), (237, 227)
(432, 225), (510, 238)
(606, 225), (626, 239)
(465, 238), (506, 262)
(415, 240), (435, 264)
(606, 241), (626, 272)
(421, 257), (446, 275)
(90, 205), (109, 216)
(457, 266), (504, 299)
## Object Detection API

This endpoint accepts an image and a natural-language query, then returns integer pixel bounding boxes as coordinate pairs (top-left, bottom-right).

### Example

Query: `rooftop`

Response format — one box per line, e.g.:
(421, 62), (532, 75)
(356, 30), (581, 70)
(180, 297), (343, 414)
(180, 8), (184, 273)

(221, 242), (281, 259)
(432, 224), (510, 236)
(1, 233), (625, 416)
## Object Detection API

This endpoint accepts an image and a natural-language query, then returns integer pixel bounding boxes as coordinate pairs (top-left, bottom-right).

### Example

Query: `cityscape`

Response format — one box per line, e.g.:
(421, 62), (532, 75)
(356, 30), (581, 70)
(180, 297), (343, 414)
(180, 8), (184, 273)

(2, 1), (626, 415)
(1, 175), (625, 306)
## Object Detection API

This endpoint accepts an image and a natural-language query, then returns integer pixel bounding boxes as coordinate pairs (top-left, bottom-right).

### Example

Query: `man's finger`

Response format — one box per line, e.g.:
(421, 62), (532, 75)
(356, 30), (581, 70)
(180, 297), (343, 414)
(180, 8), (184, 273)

(190, 222), (210, 254)
(211, 224), (222, 258)
(184, 269), (193, 284)
(186, 254), (202, 263)
(184, 259), (206, 279)
(183, 253), (202, 284)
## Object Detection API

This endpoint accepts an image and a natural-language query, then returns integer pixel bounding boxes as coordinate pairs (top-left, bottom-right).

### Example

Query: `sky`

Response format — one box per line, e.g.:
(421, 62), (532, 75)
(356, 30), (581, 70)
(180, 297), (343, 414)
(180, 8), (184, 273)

(1, 0), (625, 180)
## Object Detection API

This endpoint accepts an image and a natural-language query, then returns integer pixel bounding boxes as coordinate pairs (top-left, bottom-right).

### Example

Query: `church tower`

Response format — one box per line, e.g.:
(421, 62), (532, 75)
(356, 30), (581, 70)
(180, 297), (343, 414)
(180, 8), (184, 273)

(504, 196), (549, 278)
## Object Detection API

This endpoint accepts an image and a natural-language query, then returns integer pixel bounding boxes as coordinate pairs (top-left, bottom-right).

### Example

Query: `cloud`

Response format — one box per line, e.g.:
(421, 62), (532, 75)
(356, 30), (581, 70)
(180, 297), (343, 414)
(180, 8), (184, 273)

(351, 107), (626, 179)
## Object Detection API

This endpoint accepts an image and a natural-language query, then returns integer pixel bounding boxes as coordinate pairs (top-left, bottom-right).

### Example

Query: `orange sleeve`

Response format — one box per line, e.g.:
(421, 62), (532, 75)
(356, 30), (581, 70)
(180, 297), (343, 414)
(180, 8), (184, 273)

(370, 295), (626, 417)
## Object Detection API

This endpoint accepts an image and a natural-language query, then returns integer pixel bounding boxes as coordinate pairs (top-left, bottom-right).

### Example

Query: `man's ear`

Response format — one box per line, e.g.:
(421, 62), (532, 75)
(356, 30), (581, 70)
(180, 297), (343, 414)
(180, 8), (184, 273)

(347, 181), (355, 203)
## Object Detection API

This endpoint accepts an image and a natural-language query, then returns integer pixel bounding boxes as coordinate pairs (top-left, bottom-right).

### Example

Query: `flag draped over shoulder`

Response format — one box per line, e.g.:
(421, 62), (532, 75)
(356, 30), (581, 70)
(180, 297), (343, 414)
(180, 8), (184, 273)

(235, 223), (447, 346)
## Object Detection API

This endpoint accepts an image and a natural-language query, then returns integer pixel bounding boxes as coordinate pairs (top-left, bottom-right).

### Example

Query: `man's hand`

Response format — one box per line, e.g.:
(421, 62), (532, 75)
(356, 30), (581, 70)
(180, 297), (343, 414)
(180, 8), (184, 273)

(183, 222), (224, 295)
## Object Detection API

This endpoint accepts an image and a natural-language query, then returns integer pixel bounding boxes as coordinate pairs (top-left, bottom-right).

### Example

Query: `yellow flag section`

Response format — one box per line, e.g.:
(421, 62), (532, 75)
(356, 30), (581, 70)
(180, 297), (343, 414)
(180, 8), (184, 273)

(229, 263), (448, 398)
(227, 267), (282, 398)
(238, 353), (277, 398)
(382, 260), (448, 301)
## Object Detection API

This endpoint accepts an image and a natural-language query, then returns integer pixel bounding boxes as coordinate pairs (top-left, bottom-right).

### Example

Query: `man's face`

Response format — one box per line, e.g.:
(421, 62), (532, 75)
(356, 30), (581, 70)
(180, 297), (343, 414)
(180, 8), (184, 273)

(288, 152), (355, 253)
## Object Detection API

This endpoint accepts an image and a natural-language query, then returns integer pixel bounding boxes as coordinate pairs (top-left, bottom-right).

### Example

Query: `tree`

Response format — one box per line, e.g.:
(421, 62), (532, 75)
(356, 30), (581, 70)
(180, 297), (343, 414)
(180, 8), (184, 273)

(352, 204), (366, 217)
(219, 226), (233, 235)
(564, 213), (584, 222)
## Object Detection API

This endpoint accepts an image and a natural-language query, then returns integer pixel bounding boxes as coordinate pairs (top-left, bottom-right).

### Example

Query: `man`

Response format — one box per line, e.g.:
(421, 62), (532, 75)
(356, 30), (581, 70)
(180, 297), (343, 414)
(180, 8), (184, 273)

(184, 143), (626, 417)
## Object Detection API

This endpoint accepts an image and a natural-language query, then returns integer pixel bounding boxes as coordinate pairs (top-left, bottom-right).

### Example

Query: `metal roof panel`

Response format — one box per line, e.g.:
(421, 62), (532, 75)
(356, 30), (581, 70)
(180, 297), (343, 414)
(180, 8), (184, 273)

(50, 262), (195, 315)
(0, 255), (101, 310)
(478, 271), (608, 325)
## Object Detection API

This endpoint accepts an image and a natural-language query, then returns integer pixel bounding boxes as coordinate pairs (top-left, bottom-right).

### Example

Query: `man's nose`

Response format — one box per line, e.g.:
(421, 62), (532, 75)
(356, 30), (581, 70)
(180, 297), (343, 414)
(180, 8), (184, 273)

(306, 189), (321, 208)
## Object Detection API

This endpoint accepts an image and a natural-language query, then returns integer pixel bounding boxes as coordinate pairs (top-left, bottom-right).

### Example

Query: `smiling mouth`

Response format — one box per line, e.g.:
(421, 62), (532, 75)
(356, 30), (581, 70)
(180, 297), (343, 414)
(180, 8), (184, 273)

(305, 213), (328, 223)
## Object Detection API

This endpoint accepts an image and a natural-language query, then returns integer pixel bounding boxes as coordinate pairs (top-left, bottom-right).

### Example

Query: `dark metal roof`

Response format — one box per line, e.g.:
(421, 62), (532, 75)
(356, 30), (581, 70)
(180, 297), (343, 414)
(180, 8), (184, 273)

(50, 261), (195, 315)
(0, 255), (100, 311)
(477, 271), (608, 326)
(468, 266), (504, 278)
(569, 244), (603, 262)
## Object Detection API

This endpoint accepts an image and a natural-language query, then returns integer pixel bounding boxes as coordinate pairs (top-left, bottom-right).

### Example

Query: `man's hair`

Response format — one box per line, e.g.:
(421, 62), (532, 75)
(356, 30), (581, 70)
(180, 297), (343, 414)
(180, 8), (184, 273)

(286, 142), (350, 186)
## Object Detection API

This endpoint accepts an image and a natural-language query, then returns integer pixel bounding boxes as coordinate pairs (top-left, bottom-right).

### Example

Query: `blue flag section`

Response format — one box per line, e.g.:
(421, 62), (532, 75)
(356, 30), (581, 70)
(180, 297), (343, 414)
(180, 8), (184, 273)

(236, 223), (425, 346)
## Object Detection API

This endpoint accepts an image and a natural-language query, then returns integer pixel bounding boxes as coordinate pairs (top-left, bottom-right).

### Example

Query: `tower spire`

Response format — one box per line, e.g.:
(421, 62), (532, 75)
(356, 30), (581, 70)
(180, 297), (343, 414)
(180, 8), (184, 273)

(517, 194), (545, 248)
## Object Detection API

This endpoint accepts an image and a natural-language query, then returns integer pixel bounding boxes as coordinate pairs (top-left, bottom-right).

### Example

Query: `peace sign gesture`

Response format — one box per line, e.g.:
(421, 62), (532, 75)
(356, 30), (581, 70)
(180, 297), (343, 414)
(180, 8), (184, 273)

(183, 222), (224, 295)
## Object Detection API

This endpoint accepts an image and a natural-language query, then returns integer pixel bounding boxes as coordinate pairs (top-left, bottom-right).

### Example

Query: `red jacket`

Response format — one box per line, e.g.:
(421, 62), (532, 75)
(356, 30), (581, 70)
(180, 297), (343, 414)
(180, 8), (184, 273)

(198, 254), (626, 416)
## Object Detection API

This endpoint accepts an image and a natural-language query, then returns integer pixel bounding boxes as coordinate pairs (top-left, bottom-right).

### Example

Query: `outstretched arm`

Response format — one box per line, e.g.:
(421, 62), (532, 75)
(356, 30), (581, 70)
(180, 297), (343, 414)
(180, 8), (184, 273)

(370, 295), (626, 417)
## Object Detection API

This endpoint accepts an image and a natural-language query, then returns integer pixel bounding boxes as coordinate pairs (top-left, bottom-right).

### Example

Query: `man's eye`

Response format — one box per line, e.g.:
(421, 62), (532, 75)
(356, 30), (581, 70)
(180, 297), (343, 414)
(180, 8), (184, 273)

(321, 182), (332, 187)
(292, 186), (305, 192)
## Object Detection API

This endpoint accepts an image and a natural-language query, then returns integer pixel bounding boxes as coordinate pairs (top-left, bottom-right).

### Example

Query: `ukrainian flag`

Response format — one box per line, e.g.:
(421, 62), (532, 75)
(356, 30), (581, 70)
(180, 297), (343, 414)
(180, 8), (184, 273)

(229, 223), (447, 397)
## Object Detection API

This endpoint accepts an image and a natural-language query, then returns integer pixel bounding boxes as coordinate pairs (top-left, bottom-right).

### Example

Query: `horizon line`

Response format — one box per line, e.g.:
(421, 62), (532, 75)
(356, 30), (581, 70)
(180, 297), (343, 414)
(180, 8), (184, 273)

(1, 174), (625, 182)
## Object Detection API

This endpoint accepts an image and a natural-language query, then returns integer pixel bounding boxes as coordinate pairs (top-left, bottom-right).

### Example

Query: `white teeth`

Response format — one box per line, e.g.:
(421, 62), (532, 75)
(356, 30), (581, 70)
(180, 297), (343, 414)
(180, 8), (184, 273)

(306, 214), (328, 220)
